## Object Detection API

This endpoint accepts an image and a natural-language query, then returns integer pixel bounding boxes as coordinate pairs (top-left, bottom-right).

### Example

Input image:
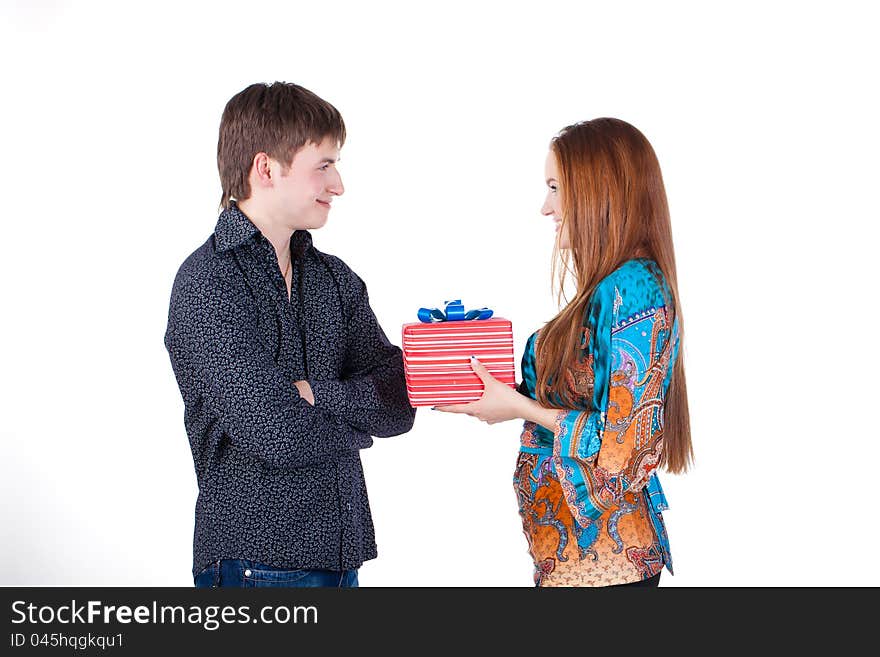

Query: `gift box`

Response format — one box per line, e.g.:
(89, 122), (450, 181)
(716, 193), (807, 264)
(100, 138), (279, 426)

(402, 300), (516, 407)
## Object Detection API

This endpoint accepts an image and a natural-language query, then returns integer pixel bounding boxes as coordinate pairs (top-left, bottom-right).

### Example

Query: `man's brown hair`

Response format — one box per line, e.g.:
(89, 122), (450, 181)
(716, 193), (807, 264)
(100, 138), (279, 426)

(217, 82), (346, 210)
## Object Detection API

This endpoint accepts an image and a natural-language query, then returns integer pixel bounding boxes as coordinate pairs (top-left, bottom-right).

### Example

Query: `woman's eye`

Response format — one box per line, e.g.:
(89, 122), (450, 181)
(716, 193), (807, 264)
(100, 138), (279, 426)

(549, 185), (557, 193)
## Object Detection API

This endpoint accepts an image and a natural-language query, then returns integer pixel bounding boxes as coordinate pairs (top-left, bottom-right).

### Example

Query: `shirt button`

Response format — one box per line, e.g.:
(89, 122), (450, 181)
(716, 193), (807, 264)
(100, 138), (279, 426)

(244, 569), (252, 577)
(347, 503), (352, 511)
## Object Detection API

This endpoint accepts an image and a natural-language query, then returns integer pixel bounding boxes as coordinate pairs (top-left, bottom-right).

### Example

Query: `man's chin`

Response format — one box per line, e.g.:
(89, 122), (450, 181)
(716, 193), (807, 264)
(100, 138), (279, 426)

(290, 217), (328, 231)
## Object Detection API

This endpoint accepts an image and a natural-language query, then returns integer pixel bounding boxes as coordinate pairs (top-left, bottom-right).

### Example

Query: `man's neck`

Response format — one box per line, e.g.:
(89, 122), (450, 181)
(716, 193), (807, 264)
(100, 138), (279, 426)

(237, 198), (294, 262)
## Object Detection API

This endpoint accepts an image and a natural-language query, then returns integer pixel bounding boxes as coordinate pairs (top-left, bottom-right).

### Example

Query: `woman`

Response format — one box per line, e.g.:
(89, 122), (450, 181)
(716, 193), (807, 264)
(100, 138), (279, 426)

(436, 118), (691, 587)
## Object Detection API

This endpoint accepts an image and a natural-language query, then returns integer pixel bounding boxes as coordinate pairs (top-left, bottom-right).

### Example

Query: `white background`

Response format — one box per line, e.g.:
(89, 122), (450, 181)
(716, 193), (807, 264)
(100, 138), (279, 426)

(1, 0), (877, 587)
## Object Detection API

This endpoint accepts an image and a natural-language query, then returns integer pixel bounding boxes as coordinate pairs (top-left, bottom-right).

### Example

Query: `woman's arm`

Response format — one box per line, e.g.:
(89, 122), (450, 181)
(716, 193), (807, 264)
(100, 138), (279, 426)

(434, 356), (563, 430)
(520, 394), (564, 432)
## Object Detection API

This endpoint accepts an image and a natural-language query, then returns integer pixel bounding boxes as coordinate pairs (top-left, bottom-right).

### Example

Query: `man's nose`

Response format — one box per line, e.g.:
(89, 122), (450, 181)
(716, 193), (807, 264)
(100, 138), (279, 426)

(328, 171), (344, 196)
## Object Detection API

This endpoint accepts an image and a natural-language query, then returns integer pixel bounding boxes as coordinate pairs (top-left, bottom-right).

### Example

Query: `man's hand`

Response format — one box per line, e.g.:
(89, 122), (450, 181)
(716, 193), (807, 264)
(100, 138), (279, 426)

(294, 380), (315, 405)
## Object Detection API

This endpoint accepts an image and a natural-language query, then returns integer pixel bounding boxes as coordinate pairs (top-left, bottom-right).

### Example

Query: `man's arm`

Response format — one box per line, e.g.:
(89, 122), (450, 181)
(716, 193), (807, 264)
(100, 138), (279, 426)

(165, 272), (371, 469)
(309, 272), (416, 437)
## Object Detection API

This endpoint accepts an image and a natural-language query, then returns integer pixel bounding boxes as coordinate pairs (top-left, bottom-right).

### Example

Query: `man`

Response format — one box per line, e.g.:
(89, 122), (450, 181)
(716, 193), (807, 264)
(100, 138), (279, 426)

(164, 82), (416, 588)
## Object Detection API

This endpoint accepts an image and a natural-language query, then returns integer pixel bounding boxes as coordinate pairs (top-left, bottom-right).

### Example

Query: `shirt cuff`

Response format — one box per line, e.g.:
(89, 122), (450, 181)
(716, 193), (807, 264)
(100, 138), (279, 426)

(554, 409), (603, 461)
(309, 379), (344, 411)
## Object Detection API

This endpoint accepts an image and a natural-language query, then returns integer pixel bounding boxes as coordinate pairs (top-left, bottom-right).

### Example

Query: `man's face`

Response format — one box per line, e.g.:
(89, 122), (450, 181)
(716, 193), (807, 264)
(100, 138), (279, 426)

(270, 137), (344, 230)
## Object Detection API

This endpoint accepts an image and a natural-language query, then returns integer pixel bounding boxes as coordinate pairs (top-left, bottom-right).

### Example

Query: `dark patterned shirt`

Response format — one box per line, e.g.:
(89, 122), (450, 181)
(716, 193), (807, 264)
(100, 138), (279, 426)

(164, 202), (416, 577)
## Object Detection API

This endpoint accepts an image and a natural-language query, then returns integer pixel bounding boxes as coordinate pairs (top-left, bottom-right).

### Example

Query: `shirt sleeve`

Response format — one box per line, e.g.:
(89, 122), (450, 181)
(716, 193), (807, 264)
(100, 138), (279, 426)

(550, 271), (676, 525)
(309, 271), (416, 438)
(165, 272), (371, 470)
(517, 332), (538, 398)
(518, 331), (557, 449)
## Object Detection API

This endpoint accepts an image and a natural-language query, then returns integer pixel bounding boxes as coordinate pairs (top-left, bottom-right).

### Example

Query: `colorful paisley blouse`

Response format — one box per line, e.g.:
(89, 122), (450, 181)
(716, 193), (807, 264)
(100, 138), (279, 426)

(514, 258), (679, 586)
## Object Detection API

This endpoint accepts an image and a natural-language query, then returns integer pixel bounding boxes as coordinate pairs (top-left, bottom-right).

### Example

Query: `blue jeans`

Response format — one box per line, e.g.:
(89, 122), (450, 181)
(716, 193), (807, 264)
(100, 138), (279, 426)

(194, 559), (359, 588)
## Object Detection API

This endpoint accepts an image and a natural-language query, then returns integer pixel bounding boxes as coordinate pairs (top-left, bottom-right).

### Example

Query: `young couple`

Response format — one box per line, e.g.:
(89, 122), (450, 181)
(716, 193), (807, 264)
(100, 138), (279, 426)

(164, 81), (692, 589)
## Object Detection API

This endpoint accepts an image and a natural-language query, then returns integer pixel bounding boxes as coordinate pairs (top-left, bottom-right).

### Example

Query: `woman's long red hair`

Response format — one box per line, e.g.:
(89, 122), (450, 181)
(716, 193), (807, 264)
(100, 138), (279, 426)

(535, 118), (692, 473)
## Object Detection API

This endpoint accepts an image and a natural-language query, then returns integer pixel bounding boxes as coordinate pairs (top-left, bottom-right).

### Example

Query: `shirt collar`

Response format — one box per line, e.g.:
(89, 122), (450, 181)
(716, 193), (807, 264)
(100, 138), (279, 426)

(214, 201), (313, 255)
(214, 201), (259, 253)
(291, 227), (313, 256)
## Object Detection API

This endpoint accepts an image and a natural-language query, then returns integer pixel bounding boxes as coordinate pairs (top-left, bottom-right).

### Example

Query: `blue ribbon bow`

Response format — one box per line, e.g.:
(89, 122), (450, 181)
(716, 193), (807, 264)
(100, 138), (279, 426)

(417, 299), (494, 323)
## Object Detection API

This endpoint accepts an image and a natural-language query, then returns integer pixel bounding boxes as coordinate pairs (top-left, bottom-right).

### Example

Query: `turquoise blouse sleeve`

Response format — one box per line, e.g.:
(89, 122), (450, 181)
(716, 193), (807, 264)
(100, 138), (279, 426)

(519, 331), (557, 449)
(551, 260), (678, 525)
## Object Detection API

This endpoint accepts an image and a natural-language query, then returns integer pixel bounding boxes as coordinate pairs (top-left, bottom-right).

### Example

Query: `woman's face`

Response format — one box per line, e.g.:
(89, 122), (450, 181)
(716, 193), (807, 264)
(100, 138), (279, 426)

(541, 150), (569, 249)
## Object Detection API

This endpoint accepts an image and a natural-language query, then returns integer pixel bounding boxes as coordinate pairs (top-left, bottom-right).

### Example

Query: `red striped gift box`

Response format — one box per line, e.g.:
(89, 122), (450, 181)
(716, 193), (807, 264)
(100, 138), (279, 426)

(401, 318), (516, 407)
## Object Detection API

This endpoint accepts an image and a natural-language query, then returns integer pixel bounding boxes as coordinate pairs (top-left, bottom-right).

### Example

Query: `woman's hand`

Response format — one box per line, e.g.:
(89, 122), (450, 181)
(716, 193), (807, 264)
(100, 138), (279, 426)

(434, 357), (528, 424)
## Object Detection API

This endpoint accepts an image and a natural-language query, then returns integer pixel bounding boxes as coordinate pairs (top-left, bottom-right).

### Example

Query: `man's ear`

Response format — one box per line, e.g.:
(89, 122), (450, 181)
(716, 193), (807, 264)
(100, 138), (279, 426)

(250, 152), (273, 188)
